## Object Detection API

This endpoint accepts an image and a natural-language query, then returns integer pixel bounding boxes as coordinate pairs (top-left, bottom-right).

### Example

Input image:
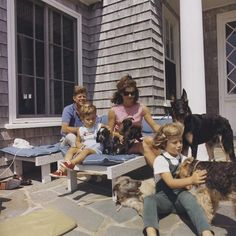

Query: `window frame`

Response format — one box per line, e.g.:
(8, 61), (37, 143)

(162, 5), (180, 106)
(6, 0), (83, 129)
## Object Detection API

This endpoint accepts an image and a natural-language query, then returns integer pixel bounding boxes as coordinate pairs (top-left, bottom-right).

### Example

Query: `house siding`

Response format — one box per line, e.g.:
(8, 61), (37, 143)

(0, 0), (164, 148)
(0, 0), (8, 128)
(83, 0), (165, 115)
(203, 3), (236, 115)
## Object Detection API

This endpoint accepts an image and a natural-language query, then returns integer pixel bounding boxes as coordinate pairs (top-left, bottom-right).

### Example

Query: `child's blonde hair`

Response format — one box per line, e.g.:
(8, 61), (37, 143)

(153, 122), (184, 149)
(80, 102), (97, 119)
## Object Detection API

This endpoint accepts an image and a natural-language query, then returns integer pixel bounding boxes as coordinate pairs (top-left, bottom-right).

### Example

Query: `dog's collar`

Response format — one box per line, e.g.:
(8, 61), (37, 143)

(188, 160), (201, 176)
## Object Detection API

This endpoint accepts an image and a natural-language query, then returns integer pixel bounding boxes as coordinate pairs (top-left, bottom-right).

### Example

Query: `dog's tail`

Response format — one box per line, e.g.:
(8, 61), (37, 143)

(220, 118), (236, 162)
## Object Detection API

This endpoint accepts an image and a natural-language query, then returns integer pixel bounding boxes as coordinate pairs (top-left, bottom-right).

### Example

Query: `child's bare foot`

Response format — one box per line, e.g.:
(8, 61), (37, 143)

(50, 170), (67, 178)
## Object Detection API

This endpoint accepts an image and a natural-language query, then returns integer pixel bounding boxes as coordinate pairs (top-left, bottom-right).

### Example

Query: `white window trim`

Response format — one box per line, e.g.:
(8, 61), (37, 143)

(162, 4), (180, 105)
(6, 0), (83, 129)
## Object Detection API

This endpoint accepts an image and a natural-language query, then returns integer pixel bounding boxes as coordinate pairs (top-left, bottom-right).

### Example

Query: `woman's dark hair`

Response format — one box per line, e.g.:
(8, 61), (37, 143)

(111, 74), (139, 104)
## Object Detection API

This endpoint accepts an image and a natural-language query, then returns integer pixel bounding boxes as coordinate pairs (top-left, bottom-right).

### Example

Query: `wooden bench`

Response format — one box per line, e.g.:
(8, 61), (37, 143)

(65, 115), (172, 198)
(66, 155), (147, 200)
(4, 152), (63, 183)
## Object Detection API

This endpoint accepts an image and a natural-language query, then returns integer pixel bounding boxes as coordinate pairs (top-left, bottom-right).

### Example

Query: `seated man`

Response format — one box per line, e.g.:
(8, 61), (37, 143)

(61, 86), (87, 147)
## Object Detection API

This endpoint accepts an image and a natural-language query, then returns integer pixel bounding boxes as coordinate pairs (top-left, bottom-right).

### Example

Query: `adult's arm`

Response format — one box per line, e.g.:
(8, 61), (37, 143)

(107, 109), (116, 131)
(61, 105), (79, 134)
(61, 123), (78, 134)
(143, 105), (161, 132)
(107, 108), (123, 140)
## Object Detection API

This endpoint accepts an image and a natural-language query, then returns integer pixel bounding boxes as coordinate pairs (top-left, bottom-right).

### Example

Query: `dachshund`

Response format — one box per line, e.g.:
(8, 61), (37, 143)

(170, 89), (236, 162)
(177, 157), (236, 222)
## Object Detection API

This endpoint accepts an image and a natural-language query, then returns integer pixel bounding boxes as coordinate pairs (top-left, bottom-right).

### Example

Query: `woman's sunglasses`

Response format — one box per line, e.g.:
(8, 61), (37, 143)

(123, 91), (136, 96)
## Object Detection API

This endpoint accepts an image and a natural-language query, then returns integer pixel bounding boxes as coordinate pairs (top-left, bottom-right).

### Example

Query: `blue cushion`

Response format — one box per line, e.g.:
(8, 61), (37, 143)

(142, 116), (173, 134)
(0, 143), (61, 157)
(82, 153), (138, 166)
(99, 115), (108, 125)
(60, 146), (138, 166)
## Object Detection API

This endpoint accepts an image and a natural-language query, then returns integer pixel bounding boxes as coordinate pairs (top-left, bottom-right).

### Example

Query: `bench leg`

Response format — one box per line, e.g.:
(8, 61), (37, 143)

(14, 160), (23, 176)
(111, 178), (116, 202)
(41, 164), (51, 184)
(67, 170), (78, 192)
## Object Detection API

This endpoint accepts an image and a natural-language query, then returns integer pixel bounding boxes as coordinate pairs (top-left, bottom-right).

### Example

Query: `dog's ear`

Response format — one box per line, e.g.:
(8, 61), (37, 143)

(181, 89), (188, 102)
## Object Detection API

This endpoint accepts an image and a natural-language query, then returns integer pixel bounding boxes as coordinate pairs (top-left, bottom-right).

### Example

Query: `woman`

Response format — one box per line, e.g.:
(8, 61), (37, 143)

(108, 74), (161, 166)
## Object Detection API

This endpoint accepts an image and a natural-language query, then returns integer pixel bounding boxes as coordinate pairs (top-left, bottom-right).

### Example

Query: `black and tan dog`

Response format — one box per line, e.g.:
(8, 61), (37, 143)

(118, 117), (143, 154)
(171, 89), (236, 162)
(96, 118), (143, 155)
(96, 126), (113, 155)
(177, 157), (236, 222)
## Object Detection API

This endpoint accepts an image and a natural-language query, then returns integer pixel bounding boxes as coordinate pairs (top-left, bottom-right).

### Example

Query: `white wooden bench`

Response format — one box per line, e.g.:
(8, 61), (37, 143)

(4, 152), (63, 183)
(66, 155), (147, 200)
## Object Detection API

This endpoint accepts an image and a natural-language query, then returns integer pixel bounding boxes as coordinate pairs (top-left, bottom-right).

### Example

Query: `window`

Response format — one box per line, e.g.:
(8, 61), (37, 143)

(16, 0), (77, 117)
(7, 0), (82, 128)
(225, 21), (236, 94)
(164, 17), (177, 100)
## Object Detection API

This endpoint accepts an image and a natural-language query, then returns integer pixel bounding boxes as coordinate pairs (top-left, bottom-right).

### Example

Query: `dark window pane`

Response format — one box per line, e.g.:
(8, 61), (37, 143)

(18, 75), (35, 115)
(53, 12), (61, 45)
(226, 42), (234, 56)
(228, 21), (236, 29)
(227, 79), (236, 94)
(226, 24), (233, 38)
(36, 41), (44, 77)
(63, 16), (74, 49)
(50, 80), (62, 114)
(228, 68), (236, 84)
(228, 51), (236, 66)
(63, 49), (74, 81)
(35, 5), (44, 40)
(17, 0), (33, 36)
(53, 46), (62, 79)
(17, 35), (34, 75)
(165, 59), (176, 99)
(36, 78), (45, 114)
(228, 31), (236, 47)
(227, 60), (234, 74)
(64, 82), (74, 106)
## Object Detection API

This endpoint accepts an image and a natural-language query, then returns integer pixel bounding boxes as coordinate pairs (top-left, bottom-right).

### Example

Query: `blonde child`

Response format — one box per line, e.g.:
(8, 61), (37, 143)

(143, 122), (214, 236)
(51, 103), (104, 177)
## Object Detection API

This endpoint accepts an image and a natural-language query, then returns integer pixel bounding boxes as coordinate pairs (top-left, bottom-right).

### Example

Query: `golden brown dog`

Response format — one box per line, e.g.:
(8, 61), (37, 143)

(177, 158), (236, 222)
(113, 176), (155, 216)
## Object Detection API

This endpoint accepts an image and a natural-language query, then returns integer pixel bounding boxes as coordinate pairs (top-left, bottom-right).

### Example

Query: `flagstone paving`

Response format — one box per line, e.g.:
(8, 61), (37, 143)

(0, 147), (236, 235)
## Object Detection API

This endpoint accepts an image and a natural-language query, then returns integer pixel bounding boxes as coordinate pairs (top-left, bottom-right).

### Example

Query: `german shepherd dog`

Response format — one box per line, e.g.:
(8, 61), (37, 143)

(177, 158), (236, 222)
(170, 89), (236, 162)
(96, 118), (143, 155)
